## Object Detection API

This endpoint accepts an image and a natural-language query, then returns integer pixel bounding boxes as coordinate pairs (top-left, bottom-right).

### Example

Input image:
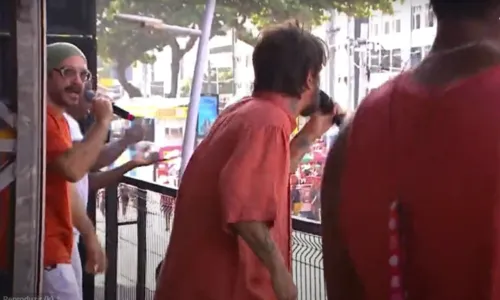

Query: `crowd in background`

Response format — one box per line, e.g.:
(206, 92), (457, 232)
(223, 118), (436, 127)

(290, 139), (328, 221)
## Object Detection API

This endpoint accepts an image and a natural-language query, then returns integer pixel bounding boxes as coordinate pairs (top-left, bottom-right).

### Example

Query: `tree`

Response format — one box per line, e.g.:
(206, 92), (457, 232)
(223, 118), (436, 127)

(97, 0), (240, 97)
(97, 0), (394, 97)
(234, 0), (395, 46)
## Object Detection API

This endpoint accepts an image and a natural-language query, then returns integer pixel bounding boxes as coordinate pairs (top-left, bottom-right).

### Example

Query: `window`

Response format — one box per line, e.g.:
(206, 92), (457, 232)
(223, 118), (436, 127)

(391, 49), (402, 70)
(372, 23), (379, 36)
(381, 49), (390, 70)
(423, 45), (431, 56)
(164, 127), (184, 139)
(411, 5), (421, 30)
(425, 4), (435, 27)
(370, 50), (380, 72)
(393, 19), (401, 33)
(410, 47), (422, 67)
(384, 21), (390, 34)
(150, 81), (164, 96)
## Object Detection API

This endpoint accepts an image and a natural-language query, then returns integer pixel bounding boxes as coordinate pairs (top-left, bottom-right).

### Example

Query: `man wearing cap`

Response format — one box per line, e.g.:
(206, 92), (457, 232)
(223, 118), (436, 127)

(0, 42), (109, 298)
(41, 42), (111, 298)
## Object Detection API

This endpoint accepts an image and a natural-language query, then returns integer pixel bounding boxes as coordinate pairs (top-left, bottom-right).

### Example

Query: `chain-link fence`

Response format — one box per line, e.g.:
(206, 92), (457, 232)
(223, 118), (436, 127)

(90, 177), (325, 300)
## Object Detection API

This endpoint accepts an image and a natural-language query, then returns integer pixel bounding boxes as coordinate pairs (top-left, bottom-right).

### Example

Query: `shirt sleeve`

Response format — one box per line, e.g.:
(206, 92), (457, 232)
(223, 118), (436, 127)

(64, 113), (84, 141)
(46, 114), (71, 164)
(219, 124), (288, 228)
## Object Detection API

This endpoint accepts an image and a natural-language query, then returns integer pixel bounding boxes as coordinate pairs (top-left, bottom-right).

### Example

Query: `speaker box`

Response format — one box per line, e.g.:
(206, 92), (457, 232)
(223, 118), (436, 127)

(46, 0), (96, 35)
(0, 37), (16, 108)
(0, 0), (14, 33)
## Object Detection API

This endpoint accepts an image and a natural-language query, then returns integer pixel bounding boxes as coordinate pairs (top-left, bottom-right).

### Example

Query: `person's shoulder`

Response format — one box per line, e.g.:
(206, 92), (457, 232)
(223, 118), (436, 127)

(221, 97), (288, 130)
(47, 110), (65, 131)
(347, 74), (407, 143)
(359, 73), (404, 109)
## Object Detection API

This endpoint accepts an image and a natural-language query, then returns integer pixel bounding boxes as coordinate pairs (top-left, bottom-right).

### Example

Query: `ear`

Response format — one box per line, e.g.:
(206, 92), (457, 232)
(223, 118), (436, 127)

(305, 71), (315, 90)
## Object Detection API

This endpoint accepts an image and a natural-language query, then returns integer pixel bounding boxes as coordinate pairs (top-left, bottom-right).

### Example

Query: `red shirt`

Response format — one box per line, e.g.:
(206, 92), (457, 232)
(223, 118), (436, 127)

(155, 93), (295, 300)
(339, 67), (500, 299)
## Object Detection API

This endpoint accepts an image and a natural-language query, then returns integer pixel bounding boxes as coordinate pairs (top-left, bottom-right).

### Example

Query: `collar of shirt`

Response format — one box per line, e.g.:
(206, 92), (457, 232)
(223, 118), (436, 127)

(47, 102), (65, 119)
(252, 91), (297, 130)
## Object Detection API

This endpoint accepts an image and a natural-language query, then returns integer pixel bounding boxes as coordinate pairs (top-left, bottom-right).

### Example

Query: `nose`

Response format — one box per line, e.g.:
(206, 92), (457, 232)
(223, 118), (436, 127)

(71, 75), (84, 86)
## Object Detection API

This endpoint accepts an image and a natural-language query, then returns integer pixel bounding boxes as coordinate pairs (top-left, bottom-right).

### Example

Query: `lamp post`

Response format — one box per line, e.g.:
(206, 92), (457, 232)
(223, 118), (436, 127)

(114, 0), (218, 178)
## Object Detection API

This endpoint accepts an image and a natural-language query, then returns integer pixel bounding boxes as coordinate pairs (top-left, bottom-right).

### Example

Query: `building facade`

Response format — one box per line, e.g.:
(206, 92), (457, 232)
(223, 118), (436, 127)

(366, 0), (436, 91)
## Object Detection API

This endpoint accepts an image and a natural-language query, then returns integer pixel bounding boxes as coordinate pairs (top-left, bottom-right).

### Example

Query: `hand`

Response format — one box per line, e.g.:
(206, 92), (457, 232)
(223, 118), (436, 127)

(123, 120), (146, 145)
(271, 266), (297, 300)
(91, 94), (113, 124)
(300, 103), (344, 140)
(132, 143), (162, 167)
(83, 234), (107, 274)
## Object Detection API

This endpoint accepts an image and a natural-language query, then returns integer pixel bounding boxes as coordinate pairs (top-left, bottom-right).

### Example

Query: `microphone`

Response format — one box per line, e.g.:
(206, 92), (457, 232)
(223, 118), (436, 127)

(318, 90), (346, 126)
(84, 90), (136, 121)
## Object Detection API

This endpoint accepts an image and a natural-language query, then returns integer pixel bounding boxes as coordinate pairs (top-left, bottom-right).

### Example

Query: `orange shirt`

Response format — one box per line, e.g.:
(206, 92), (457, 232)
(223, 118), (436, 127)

(0, 105), (73, 269)
(44, 105), (73, 266)
(155, 93), (295, 300)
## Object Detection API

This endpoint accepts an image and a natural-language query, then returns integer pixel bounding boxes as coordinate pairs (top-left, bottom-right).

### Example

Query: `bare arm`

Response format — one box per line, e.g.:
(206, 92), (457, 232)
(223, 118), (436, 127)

(91, 138), (130, 171)
(50, 121), (110, 182)
(69, 183), (96, 240)
(88, 161), (137, 191)
(232, 222), (285, 274)
(92, 120), (148, 171)
(289, 131), (314, 172)
(320, 119), (363, 300)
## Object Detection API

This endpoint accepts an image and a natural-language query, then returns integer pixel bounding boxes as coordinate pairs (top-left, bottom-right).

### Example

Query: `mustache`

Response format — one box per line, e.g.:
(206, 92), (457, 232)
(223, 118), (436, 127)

(64, 85), (82, 94)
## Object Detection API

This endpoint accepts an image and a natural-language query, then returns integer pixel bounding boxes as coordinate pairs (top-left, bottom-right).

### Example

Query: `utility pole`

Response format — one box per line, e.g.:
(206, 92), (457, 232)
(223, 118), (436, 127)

(231, 28), (237, 95)
(353, 17), (369, 107)
(327, 10), (338, 98)
(347, 17), (353, 110)
(207, 59), (212, 93)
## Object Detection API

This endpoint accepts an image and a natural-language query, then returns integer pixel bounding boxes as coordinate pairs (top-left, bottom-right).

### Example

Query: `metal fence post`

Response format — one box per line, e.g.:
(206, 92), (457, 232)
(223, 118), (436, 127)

(104, 185), (119, 300)
(136, 189), (147, 300)
(81, 190), (97, 300)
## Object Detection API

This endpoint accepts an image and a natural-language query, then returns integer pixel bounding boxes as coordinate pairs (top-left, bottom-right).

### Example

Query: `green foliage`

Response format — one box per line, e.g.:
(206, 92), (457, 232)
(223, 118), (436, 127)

(97, 0), (235, 96)
(97, 0), (395, 97)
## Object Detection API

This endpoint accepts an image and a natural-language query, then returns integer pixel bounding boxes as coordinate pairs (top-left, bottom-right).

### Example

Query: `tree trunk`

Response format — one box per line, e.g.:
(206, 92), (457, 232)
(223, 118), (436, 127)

(166, 35), (198, 98)
(167, 43), (181, 98)
(116, 61), (142, 98)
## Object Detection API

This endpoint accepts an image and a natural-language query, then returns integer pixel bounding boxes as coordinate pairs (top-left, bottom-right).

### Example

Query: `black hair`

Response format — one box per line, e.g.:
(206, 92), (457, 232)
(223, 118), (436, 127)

(430, 0), (500, 20)
(252, 20), (327, 98)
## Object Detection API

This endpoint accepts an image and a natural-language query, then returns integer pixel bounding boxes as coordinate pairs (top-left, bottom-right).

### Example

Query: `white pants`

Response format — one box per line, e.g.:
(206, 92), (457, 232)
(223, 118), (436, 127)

(43, 263), (81, 300)
(71, 238), (83, 297)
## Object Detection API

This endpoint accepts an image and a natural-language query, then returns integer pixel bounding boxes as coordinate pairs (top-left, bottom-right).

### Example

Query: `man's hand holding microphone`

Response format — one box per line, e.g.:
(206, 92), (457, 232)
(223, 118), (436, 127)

(89, 92), (114, 127)
(273, 91), (346, 300)
(290, 90), (346, 171)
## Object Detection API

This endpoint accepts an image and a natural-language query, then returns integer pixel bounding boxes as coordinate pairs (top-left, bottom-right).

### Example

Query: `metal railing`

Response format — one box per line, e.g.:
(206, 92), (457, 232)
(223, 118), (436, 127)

(84, 176), (325, 300)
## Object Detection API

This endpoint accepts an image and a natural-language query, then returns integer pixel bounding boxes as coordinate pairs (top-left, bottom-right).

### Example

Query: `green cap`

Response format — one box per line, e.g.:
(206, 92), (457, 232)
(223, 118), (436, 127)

(46, 42), (87, 72)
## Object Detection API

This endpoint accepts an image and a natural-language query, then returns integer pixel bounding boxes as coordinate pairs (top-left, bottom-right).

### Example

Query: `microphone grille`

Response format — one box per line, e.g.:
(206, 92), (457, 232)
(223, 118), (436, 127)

(84, 90), (95, 102)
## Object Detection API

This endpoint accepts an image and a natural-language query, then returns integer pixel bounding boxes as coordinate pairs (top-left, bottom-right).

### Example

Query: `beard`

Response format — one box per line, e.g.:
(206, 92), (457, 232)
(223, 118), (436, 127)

(299, 88), (321, 117)
(48, 83), (83, 108)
